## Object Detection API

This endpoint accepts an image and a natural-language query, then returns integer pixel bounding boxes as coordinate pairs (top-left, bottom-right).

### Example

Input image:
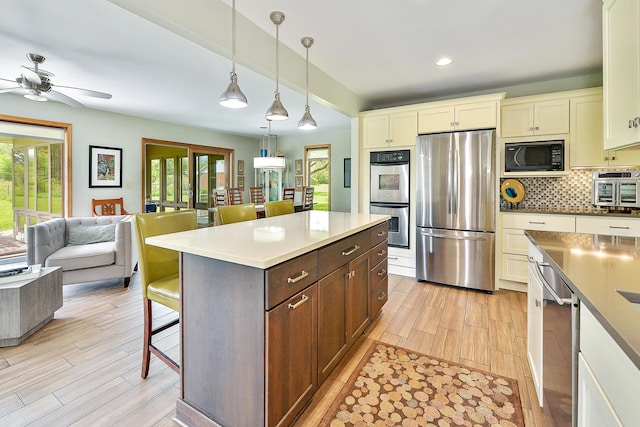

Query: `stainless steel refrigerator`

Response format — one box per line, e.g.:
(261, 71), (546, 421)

(416, 129), (495, 291)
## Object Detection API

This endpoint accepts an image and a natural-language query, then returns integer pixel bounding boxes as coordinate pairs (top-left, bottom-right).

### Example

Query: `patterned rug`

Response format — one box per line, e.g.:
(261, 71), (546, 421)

(320, 341), (524, 427)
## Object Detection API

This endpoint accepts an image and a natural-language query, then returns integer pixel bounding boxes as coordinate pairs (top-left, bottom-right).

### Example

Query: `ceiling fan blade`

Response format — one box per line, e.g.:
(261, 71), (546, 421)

(53, 84), (112, 99)
(0, 87), (23, 94)
(20, 66), (42, 85)
(44, 90), (84, 108)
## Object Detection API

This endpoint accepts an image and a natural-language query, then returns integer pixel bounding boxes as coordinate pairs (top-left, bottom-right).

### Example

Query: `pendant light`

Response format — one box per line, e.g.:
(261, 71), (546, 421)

(265, 11), (288, 121)
(219, 0), (248, 108)
(298, 36), (317, 130)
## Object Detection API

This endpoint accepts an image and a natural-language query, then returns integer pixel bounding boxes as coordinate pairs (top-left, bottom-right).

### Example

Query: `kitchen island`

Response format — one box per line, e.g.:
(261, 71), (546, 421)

(146, 211), (390, 427)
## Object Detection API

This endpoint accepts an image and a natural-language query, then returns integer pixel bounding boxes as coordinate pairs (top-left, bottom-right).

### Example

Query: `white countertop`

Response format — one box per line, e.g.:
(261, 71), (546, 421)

(146, 211), (390, 269)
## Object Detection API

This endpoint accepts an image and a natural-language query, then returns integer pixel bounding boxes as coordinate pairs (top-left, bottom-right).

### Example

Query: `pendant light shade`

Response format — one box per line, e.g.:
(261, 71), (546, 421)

(266, 11), (288, 121)
(219, 0), (248, 109)
(298, 36), (317, 130)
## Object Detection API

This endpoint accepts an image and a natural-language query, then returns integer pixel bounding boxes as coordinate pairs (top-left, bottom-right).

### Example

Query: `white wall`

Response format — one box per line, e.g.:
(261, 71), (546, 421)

(0, 94), (259, 217)
(276, 128), (351, 212)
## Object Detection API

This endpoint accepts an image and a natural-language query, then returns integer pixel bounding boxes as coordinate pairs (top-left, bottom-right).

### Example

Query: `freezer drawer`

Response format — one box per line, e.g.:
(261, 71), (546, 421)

(416, 228), (494, 291)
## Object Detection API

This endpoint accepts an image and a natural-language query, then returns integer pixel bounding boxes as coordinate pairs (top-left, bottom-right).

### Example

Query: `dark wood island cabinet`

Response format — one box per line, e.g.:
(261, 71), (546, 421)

(146, 212), (389, 427)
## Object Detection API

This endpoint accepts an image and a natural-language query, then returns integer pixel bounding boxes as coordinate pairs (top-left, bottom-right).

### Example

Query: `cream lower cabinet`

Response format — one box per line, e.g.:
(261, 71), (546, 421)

(527, 242), (544, 406)
(576, 216), (640, 237)
(500, 213), (575, 283)
(578, 304), (640, 426)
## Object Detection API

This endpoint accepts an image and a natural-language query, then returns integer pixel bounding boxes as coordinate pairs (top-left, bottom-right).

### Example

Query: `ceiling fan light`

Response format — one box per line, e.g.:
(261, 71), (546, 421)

(266, 91), (288, 121)
(219, 72), (248, 108)
(24, 93), (47, 102)
(298, 107), (317, 130)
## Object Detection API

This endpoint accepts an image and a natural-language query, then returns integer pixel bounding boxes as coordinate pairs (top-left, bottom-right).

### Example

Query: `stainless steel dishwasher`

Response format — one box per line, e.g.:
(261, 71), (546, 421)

(528, 256), (579, 427)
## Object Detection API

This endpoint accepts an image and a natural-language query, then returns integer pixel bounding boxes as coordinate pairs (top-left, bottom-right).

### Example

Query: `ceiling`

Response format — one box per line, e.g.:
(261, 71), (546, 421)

(0, 0), (603, 138)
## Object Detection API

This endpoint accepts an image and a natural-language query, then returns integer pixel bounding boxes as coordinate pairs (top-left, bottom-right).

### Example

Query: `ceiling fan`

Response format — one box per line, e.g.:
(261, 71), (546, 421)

(0, 53), (112, 107)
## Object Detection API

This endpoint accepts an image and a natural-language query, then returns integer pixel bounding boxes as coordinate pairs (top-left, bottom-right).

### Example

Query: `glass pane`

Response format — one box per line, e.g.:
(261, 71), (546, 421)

(13, 149), (25, 209)
(36, 146), (49, 211)
(27, 148), (35, 210)
(150, 158), (160, 201)
(181, 156), (189, 203)
(50, 143), (62, 214)
(309, 159), (329, 211)
(215, 159), (225, 189)
(196, 155), (208, 204)
(165, 158), (175, 202)
(620, 183), (638, 203)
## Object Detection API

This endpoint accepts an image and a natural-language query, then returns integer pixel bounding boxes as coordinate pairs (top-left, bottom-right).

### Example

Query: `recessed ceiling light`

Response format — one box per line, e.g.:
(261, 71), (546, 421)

(436, 58), (453, 66)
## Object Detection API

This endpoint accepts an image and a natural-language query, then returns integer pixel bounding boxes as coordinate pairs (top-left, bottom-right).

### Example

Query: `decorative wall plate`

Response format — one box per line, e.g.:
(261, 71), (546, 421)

(501, 179), (525, 203)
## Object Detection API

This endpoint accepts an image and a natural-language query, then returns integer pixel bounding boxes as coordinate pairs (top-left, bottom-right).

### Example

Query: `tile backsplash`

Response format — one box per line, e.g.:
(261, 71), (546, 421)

(500, 169), (596, 211)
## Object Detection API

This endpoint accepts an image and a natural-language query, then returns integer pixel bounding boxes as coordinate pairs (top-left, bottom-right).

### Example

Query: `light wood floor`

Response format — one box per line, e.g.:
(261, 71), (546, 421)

(0, 273), (543, 426)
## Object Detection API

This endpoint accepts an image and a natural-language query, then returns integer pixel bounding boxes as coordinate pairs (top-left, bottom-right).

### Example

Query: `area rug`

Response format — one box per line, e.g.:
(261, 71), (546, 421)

(320, 341), (524, 427)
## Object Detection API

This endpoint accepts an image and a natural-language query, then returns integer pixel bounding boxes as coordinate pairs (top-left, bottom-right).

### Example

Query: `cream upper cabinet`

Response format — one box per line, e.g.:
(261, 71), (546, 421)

(501, 99), (569, 138)
(418, 101), (497, 133)
(603, 0), (640, 150)
(361, 110), (417, 148)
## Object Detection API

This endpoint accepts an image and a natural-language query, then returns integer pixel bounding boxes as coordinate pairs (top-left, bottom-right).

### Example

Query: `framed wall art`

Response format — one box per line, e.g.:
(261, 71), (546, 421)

(238, 159), (244, 176)
(295, 159), (303, 175)
(295, 175), (303, 190)
(237, 176), (245, 190)
(89, 145), (122, 188)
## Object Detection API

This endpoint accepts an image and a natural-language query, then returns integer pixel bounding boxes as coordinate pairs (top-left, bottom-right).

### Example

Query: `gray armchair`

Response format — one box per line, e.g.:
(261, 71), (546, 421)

(26, 215), (135, 287)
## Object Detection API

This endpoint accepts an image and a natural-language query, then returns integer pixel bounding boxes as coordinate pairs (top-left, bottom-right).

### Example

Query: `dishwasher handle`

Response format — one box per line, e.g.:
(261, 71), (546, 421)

(527, 256), (572, 305)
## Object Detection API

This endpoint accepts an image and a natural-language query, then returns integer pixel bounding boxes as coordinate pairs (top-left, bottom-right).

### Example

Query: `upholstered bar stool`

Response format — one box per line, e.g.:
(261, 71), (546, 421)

(133, 209), (197, 378)
(216, 204), (257, 225)
(264, 200), (294, 217)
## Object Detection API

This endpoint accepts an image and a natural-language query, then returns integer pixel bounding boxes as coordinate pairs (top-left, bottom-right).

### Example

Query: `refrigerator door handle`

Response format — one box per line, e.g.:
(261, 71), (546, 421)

(452, 140), (459, 216)
(447, 148), (454, 215)
(420, 230), (489, 241)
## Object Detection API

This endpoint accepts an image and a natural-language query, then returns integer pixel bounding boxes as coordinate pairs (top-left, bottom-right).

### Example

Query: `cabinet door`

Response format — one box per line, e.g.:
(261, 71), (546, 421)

(418, 106), (454, 133)
(534, 99), (569, 135)
(266, 284), (318, 427)
(577, 354), (624, 427)
(346, 252), (370, 345)
(388, 111), (418, 146)
(570, 94), (608, 167)
(527, 248), (544, 407)
(501, 103), (534, 137)
(362, 114), (390, 148)
(317, 265), (348, 384)
(603, 0), (640, 150)
(608, 147), (640, 167)
(455, 101), (497, 131)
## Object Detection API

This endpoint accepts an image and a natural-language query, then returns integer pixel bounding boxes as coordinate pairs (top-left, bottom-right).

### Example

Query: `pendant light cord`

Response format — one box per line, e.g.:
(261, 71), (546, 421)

(305, 46), (309, 106)
(231, 0), (237, 75)
(275, 24), (280, 93)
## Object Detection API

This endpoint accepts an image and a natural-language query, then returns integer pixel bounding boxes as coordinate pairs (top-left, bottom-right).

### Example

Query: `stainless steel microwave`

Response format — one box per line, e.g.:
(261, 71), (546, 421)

(504, 140), (565, 172)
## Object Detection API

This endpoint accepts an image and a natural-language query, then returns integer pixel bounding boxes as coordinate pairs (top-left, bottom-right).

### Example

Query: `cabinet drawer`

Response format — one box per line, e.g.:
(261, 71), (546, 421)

(370, 268), (388, 318)
(318, 230), (370, 278)
(502, 213), (575, 232)
(576, 216), (640, 237)
(502, 228), (529, 255)
(370, 221), (389, 246)
(369, 258), (388, 284)
(265, 251), (318, 310)
(501, 253), (528, 283)
(369, 241), (388, 268)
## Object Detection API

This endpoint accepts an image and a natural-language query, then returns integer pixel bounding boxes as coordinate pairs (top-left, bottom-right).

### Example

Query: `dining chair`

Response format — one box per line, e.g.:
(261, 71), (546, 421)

(213, 189), (228, 207)
(216, 203), (257, 225)
(282, 187), (295, 201)
(249, 186), (265, 204)
(133, 209), (197, 378)
(92, 197), (130, 216)
(302, 186), (314, 211)
(228, 187), (244, 205)
(264, 200), (295, 217)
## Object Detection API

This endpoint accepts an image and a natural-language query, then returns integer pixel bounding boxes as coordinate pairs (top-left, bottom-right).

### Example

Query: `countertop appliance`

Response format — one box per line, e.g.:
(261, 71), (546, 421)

(592, 170), (640, 209)
(416, 129), (495, 291)
(370, 150), (409, 248)
(504, 140), (564, 172)
(528, 255), (577, 427)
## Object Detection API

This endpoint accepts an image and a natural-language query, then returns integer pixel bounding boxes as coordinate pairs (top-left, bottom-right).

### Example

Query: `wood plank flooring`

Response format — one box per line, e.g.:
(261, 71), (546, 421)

(0, 273), (543, 426)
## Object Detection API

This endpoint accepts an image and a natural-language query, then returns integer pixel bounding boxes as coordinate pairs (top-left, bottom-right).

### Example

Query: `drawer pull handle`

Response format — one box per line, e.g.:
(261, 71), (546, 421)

(388, 256), (398, 260)
(377, 268), (387, 276)
(377, 231), (387, 237)
(528, 221), (545, 224)
(377, 292), (387, 301)
(342, 245), (360, 256)
(609, 226), (630, 230)
(288, 294), (309, 310)
(377, 249), (386, 256)
(287, 270), (309, 284)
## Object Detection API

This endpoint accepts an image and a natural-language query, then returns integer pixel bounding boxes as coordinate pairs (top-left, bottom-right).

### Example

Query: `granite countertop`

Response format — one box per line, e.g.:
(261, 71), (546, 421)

(501, 207), (640, 217)
(146, 211), (389, 269)
(525, 230), (640, 369)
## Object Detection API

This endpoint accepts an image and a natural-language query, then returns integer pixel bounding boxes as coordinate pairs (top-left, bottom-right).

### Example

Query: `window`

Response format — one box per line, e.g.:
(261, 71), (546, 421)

(304, 145), (331, 211)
